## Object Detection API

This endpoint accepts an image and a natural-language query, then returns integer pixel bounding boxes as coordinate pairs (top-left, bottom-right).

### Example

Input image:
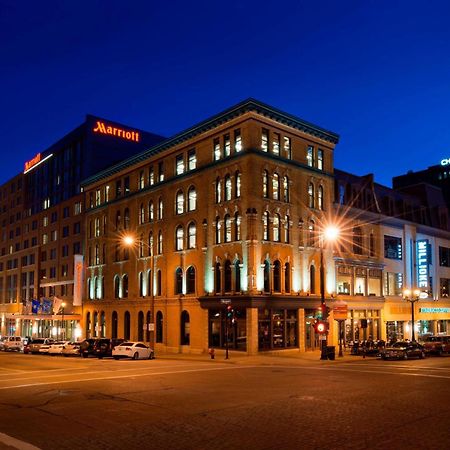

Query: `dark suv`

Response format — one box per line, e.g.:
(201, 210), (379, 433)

(422, 335), (450, 356)
(93, 338), (125, 359)
(80, 338), (97, 358)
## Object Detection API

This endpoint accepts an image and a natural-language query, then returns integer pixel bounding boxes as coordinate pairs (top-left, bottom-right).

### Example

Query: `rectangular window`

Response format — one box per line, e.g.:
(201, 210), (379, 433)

(73, 222), (81, 235)
(272, 133), (280, 156)
(74, 202), (82, 215)
(234, 129), (242, 153)
(51, 212), (57, 223)
(384, 235), (403, 260)
(158, 162), (164, 182)
(284, 137), (291, 159)
(73, 242), (81, 254)
(63, 206), (70, 218)
(149, 166), (154, 185)
(307, 146), (314, 167)
(188, 149), (196, 170)
(115, 180), (122, 197)
(213, 138), (221, 161)
(384, 272), (403, 295)
(224, 134), (231, 157)
(176, 154), (184, 175)
(317, 149), (324, 170)
(95, 189), (101, 206)
(439, 246), (450, 267)
(124, 177), (130, 194)
(105, 185), (110, 203)
(62, 226), (69, 237)
(261, 129), (269, 152)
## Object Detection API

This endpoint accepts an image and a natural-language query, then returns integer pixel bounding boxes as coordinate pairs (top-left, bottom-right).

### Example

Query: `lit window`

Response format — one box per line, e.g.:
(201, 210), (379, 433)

(139, 171), (145, 189)
(318, 149), (323, 170)
(139, 204), (145, 224)
(176, 226), (184, 251)
(272, 133), (280, 156)
(158, 198), (163, 220)
(225, 175), (232, 201)
(214, 138), (221, 161)
(261, 129), (268, 152)
(188, 149), (196, 170)
(273, 173), (280, 201)
(234, 129), (242, 152)
(95, 189), (101, 206)
(224, 134), (231, 157)
(224, 215), (231, 242)
(284, 215), (290, 243)
(105, 185), (110, 202)
(149, 167), (154, 185)
(215, 217), (222, 244)
(308, 220), (315, 247)
(263, 212), (269, 240)
(308, 183), (315, 208)
(283, 176), (289, 202)
(188, 222), (196, 249)
(263, 170), (269, 198)
(188, 186), (197, 211)
(307, 146), (314, 167)
(148, 201), (154, 221)
(95, 217), (100, 236)
(318, 186), (324, 210)
(235, 171), (241, 198)
(284, 137), (291, 159)
(273, 214), (280, 242)
(176, 191), (184, 215)
(235, 213), (241, 240)
(158, 231), (163, 254)
(176, 154), (184, 175)
(158, 162), (164, 182)
(215, 178), (222, 203)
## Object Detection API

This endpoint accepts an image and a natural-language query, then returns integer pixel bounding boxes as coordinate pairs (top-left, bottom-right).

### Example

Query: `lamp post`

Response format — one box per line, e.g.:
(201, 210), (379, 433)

(61, 301), (66, 340)
(123, 234), (155, 353)
(402, 288), (421, 342)
(319, 225), (340, 360)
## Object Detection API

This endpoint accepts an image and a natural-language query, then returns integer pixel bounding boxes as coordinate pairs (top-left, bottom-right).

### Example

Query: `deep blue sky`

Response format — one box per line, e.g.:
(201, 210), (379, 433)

(1, 0), (450, 186)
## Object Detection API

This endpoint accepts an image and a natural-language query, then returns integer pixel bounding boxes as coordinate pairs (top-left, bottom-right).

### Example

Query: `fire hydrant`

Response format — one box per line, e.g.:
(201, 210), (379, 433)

(208, 348), (215, 360)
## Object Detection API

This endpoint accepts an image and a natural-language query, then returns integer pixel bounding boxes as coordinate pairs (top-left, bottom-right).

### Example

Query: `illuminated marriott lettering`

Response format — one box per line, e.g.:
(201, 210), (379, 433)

(23, 153), (53, 174)
(416, 240), (429, 289)
(93, 121), (140, 142)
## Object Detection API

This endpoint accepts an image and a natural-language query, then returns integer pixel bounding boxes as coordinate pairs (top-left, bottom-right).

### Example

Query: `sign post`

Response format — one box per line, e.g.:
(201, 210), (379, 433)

(221, 299), (231, 359)
(333, 300), (348, 357)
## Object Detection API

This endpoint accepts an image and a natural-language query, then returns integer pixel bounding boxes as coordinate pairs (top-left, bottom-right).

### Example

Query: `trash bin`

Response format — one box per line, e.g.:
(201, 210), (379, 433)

(327, 346), (336, 360)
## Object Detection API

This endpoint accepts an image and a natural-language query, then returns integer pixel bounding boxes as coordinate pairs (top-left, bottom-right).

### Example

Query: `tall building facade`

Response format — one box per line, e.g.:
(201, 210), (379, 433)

(0, 116), (164, 339)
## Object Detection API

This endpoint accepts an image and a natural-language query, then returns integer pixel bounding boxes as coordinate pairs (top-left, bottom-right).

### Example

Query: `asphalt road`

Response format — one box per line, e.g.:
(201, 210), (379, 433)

(0, 352), (449, 450)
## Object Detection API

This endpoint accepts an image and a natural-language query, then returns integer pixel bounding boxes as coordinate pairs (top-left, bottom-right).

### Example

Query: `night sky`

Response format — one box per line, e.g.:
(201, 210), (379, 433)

(2, 0), (450, 186)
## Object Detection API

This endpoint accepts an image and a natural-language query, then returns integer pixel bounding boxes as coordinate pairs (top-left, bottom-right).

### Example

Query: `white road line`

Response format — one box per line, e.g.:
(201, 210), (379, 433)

(0, 431), (41, 450)
(339, 362), (450, 371)
(0, 365), (257, 390)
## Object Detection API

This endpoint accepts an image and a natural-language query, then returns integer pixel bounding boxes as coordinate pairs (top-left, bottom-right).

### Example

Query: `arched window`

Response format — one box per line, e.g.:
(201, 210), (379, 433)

(353, 226), (363, 255)
(284, 215), (290, 243)
(157, 270), (162, 296)
(176, 226), (184, 251)
(122, 274), (129, 298)
(115, 211), (121, 230)
(148, 201), (154, 221)
(308, 183), (315, 208)
(369, 232), (375, 257)
(124, 208), (130, 229)
(124, 311), (130, 340)
(175, 267), (183, 294)
(85, 311), (91, 338)
(156, 311), (163, 343)
(96, 276), (102, 299)
(235, 213), (241, 241)
(215, 262), (221, 293)
(176, 190), (184, 215)
(139, 233), (144, 258)
(273, 260), (281, 292)
(215, 217), (222, 244)
(283, 176), (289, 202)
(273, 214), (280, 242)
(273, 173), (280, 200)
(138, 311), (144, 342)
(225, 175), (232, 201)
(235, 260), (241, 292)
(111, 311), (118, 339)
(224, 260), (232, 292)
(310, 265), (316, 294)
(114, 275), (120, 299)
(180, 310), (190, 345)
(263, 260), (270, 293)
(263, 211), (269, 240)
(139, 171), (145, 189)
(284, 262), (291, 293)
(123, 245), (129, 261)
(87, 277), (92, 300)
(139, 272), (144, 297)
(158, 198), (163, 220)
(146, 311), (151, 342)
(215, 178), (222, 203)
(158, 230), (163, 254)
(92, 311), (98, 338)
(114, 244), (120, 262)
(148, 232), (153, 256)
(188, 186), (197, 211)
(95, 218), (100, 237)
(146, 269), (152, 296)
(186, 266), (196, 294)
(139, 203), (145, 224)
(100, 310), (106, 337)
(188, 222), (196, 249)
(263, 170), (269, 198)
(224, 215), (231, 242)
(235, 171), (241, 198)
(318, 186), (324, 210)
(308, 220), (315, 247)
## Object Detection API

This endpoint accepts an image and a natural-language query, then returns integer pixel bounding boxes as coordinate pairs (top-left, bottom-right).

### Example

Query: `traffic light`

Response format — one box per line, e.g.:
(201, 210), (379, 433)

(227, 305), (233, 319)
(314, 320), (328, 334)
(317, 303), (327, 320)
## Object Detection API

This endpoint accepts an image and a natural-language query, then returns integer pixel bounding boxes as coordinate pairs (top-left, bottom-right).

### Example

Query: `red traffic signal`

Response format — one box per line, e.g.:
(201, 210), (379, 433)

(314, 321), (328, 334)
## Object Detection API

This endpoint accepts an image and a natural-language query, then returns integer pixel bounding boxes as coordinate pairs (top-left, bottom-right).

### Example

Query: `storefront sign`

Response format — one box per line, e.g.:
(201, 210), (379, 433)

(419, 308), (450, 313)
(333, 300), (348, 320)
(23, 153), (53, 174)
(441, 158), (450, 166)
(73, 254), (84, 306)
(93, 121), (140, 142)
(416, 239), (429, 289)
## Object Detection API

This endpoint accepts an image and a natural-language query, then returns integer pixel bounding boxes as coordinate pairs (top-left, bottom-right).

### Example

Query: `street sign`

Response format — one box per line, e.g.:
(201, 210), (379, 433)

(220, 299), (231, 305)
(148, 323), (155, 331)
(333, 300), (348, 320)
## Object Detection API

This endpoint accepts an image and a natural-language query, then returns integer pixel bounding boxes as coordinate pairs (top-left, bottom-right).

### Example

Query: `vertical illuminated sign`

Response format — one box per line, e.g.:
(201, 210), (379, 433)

(416, 239), (429, 289)
(73, 254), (84, 306)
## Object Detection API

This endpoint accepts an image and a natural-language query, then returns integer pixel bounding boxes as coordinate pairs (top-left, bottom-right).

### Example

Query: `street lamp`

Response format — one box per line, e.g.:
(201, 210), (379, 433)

(402, 288), (421, 342)
(122, 234), (155, 353)
(61, 301), (66, 340)
(319, 225), (340, 360)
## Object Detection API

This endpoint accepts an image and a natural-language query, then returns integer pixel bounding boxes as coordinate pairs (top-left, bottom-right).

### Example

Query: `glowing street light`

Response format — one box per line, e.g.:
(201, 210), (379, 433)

(402, 288), (421, 342)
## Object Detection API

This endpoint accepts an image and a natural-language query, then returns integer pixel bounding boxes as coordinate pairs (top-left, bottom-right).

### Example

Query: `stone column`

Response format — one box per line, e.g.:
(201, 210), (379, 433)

(298, 308), (306, 353)
(246, 307), (259, 355)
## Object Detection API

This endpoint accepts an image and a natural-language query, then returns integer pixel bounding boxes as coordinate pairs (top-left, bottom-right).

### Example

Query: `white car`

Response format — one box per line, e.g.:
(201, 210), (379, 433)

(48, 341), (70, 355)
(3, 336), (24, 352)
(112, 342), (154, 360)
(62, 342), (81, 357)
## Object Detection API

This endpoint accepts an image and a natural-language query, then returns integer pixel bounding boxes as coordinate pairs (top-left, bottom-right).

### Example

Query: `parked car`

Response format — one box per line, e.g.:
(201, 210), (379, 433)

(3, 336), (24, 352)
(0, 336), (9, 351)
(62, 342), (81, 357)
(422, 335), (450, 356)
(48, 341), (70, 355)
(93, 338), (125, 359)
(381, 341), (426, 360)
(80, 338), (97, 358)
(39, 342), (53, 354)
(112, 342), (154, 360)
(28, 338), (54, 354)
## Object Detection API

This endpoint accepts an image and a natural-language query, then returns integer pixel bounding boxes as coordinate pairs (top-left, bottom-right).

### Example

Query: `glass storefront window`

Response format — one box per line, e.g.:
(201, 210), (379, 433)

(208, 308), (247, 351)
(258, 308), (298, 351)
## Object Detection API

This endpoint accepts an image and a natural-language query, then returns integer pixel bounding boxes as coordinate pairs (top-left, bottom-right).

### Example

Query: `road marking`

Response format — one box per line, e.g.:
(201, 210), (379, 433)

(0, 431), (41, 450)
(0, 365), (257, 390)
(340, 362), (450, 371)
